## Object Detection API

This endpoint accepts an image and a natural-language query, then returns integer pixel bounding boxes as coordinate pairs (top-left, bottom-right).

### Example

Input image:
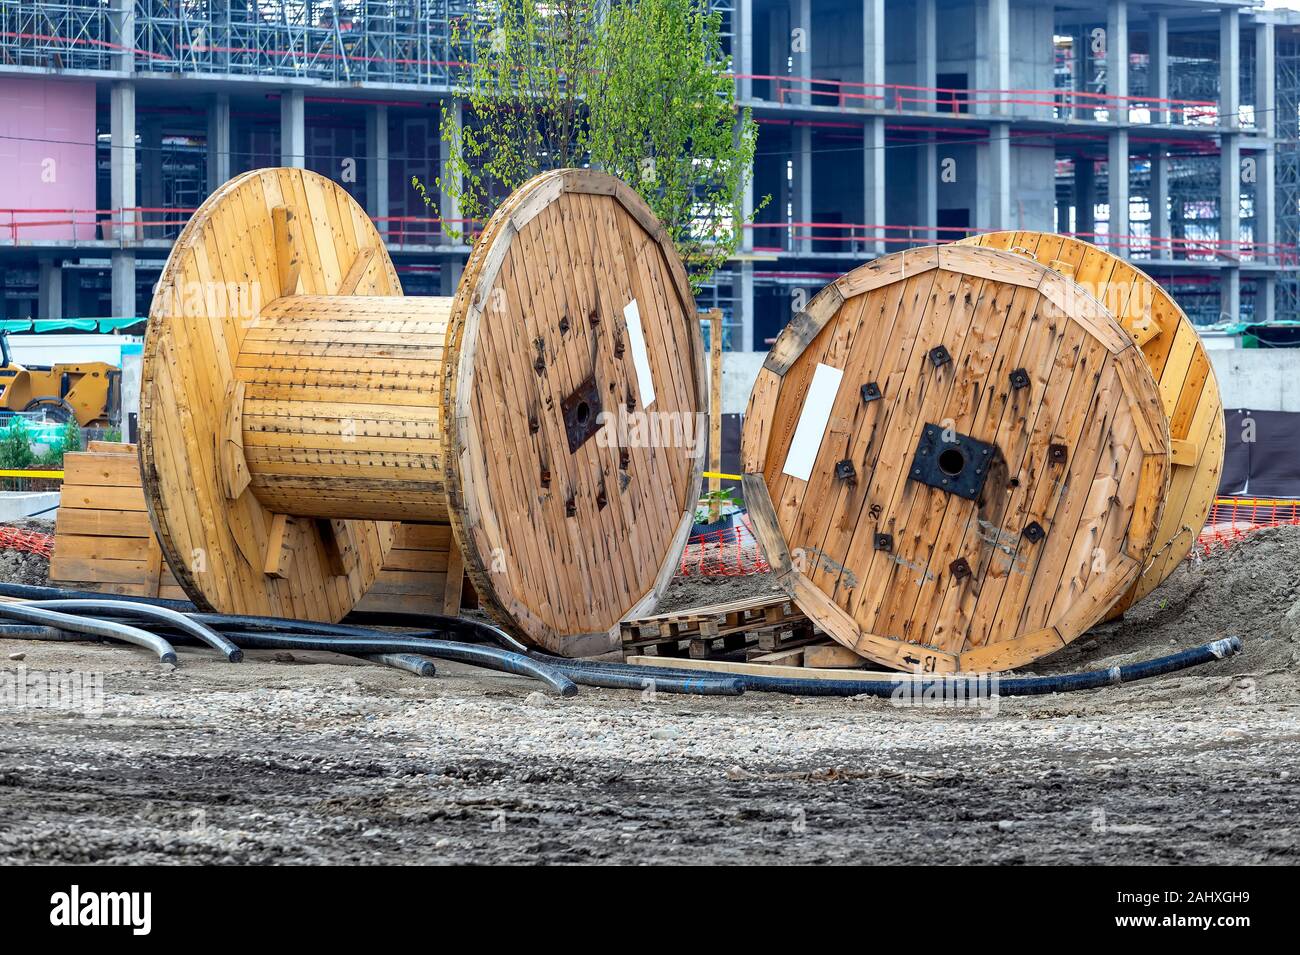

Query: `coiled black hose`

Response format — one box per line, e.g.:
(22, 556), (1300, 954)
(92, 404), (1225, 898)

(216, 632), (578, 697)
(0, 624), (78, 640)
(533, 637), (1245, 697)
(363, 653), (438, 678)
(0, 581), (193, 610)
(0, 602), (178, 663)
(24, 599), (242, 662)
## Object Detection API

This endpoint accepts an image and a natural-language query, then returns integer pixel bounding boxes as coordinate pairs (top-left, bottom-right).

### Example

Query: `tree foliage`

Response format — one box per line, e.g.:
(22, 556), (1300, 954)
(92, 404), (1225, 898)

(425, 0), (762, 287)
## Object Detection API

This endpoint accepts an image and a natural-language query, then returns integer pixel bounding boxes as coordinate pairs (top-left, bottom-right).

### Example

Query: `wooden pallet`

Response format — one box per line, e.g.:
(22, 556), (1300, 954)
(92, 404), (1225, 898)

(48, 444), (470, 615)
(620, 595), (818, 661)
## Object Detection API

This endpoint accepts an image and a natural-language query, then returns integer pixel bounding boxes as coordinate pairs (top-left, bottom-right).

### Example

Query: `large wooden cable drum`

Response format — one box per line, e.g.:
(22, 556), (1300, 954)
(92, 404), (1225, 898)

(958, 232), (1224, 619)
(140, 167), (705, 655)
(740, 246), (1172, 673)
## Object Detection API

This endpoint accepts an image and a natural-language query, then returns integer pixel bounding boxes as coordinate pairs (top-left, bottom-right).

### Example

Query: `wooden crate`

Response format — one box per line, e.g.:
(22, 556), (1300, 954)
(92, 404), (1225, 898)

(620, 595), (817, 661)
(49, 444), (469, 615)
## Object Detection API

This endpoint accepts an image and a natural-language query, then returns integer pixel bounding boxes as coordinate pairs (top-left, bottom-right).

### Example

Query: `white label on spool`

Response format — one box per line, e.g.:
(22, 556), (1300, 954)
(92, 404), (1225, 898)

(623, 298), (656, 409)
(782, 363), (844, 482)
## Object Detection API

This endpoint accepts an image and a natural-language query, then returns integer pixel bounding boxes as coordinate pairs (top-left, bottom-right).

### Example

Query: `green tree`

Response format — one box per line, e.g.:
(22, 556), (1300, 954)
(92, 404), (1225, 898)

(425, 0), (762, 287)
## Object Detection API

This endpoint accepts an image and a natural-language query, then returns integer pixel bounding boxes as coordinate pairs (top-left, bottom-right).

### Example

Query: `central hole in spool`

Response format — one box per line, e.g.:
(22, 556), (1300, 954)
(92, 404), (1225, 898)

(938, 448), (966, 477)
(574, 401), (591, 426)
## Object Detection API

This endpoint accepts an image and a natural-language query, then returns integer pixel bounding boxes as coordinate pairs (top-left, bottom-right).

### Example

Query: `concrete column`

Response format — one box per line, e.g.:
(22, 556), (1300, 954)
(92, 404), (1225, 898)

(1149, 13), (1168, 124)
(1220, 9), (1240, 129)
(1217, 9), (1242, 324)
(439, 99), (463, 242)
(862, 0), (885, 253)
(208, 94), (231, 191)
(1221, 270), (1241, 323)
(919, 138), (938, 246)
(1076, 155), (1095, 235)
(141, 119), (163, 239)
(795, 125), (812, 253)
(1221, 129), (1241, 322)
(279, 89), (306, 168)
(109, 0), (134, 74)
(794, 0), (811, 106)
(366, 105), (390, 224)
(1106, 0), (1128, 122)
(864, 118), (885, 255)
(737, 125), (755, 254)
(1109, 129), (1129, 255)
(739, 261), (756, 352)
(110, 81), (135, 241)
(1150, 146), (1170, 254)
(440, 256), (463, 296)
(1255, 21), (1275, 136)
(987, 124), (1011, 230)
(916, 0), (936, 106)
(986, 0), (1010, 117)
(111, 249), (136, 318)
(38, 259), (62, 321)
(736, 0), (754, 103)
(1252, 19), (1277, 324)
(863, 0), (885, 95)
(1074, 26), (1090, 121)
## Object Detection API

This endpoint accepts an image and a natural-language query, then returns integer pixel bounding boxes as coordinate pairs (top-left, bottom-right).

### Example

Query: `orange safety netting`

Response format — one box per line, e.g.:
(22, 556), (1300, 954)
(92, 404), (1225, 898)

(0, 526), (54, 559)
(1194, 497), (1300, 555)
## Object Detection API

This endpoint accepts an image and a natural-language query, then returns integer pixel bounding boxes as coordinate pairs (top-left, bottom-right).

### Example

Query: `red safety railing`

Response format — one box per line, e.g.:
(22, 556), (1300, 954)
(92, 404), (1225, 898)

(736, 73), (1223, 126)
(741, 221), (1298, 266)
(0, 207), (483, 247)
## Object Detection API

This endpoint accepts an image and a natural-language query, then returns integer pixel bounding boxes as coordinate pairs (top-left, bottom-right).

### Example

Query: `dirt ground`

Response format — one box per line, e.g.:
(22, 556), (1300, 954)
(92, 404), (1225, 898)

(1, 527), (1298, 864)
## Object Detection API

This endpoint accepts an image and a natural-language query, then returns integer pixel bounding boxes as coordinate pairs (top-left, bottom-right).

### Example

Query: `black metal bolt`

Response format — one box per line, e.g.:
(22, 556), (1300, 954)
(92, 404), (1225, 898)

(1022, 521), (1046, 543)
(1049, 443), (1068, 464)
(950, 557), (972, 580)
(928, 345), (952, 368)
(835, 459), (857, 483)
(1009, 367), (1031, 390)
(874, 533), (893, 552)
(861, 381), (882, 403)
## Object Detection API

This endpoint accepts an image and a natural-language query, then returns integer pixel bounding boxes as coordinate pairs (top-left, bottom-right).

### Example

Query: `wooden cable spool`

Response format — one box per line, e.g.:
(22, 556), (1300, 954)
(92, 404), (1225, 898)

(957, 232), (1224, 619)
(740, 245), (1171, 673)
(140, 167), (705, 656)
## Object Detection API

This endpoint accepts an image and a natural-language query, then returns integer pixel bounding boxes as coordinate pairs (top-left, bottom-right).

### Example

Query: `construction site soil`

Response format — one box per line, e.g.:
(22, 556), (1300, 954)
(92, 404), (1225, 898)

(1, 525), (1297, 864)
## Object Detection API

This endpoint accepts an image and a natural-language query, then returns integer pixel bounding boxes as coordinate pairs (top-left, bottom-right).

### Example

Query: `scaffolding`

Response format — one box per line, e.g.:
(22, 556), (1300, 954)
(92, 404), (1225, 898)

(0, 0), (116, 71)
(133, 1), (473, 84)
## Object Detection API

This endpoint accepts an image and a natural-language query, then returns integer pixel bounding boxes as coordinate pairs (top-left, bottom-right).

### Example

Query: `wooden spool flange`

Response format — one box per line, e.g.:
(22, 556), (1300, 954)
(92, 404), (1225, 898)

(140, 167), (705, 655)
(740, 246), (1172, 673)
(958, 232), (1224, 619)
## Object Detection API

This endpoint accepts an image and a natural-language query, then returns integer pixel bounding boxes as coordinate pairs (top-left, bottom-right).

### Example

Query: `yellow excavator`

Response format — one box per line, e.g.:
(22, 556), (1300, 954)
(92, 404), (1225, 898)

(0, 331), (120, 426)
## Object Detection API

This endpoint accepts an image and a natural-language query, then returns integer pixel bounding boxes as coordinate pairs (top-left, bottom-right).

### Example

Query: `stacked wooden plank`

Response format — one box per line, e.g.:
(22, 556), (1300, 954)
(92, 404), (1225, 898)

(49, 443), (186, 601)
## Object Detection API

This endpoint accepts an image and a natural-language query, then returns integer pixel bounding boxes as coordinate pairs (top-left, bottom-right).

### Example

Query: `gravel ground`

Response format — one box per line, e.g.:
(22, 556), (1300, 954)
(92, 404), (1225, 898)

(0, 527), (1298, 864)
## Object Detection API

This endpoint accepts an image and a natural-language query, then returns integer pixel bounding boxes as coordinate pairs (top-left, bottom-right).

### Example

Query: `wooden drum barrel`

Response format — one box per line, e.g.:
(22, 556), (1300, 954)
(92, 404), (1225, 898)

(740, 246), (1172, 673)
(957, 232), (1224, 619)
(140, 167), (705, 655)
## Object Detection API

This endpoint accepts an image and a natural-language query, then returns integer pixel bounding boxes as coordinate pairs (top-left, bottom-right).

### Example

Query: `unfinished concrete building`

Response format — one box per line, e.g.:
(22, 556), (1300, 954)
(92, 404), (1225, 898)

(0, 0), (1296, 351)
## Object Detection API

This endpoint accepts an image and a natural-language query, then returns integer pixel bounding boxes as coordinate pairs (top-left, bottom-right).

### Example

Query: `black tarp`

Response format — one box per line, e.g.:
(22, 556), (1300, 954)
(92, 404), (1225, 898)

(1221, 410), (1300, 498)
